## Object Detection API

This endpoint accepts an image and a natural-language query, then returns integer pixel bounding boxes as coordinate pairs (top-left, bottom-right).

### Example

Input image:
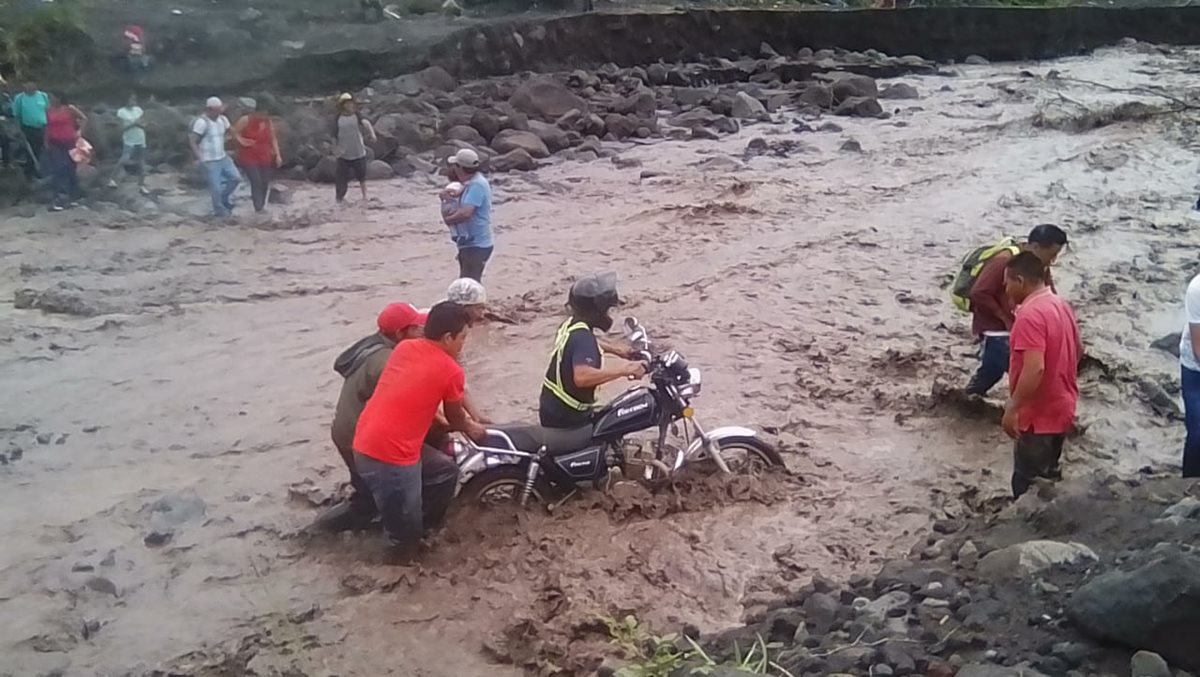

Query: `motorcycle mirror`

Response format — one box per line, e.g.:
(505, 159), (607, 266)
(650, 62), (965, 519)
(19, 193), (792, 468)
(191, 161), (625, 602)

(624, 317), (639, 332)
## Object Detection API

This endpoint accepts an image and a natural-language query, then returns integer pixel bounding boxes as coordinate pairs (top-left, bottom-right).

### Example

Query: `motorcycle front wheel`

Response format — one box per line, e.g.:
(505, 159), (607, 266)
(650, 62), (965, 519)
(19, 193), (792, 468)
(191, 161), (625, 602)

(459, 465), (552, 507)
(696, 436), (784, 475)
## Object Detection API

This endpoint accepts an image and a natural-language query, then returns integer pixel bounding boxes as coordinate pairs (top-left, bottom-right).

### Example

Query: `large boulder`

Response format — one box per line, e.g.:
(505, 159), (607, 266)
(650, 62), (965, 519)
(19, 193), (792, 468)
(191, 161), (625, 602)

(833, 97), (884, 118)
(615, 88), (657, 117)
(490, 148), (537, 172)
(646, 63), (669, 86)
(674, 87), (718, 108)
(527, 120), (569, 153)
(603, 114), (639, 140)
(491, 129), (549, 158)
(1067, 549), (1200, 670)
(509, 77), (589, 120)
(308, 156), (338, 183)
(445, 125), (487, 147)
(977, 540), (1097, 580)
(374, 113), (440, 151)
(470, 109), (502, 142)
(366, 160), (394, 180)
(829, 73), (879, 104)
(797, 84), (834, 109)
(377, 65), (457, 96)
(731, 92), (767, 119)
(879, 83), (920, 100)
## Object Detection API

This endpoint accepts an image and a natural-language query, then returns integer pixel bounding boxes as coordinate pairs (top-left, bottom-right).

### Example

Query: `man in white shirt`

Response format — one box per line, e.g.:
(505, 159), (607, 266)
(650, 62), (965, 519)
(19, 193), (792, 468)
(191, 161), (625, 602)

(1179, 274), (1200, 478)
(117, 93), (147, 192)
(188, 96), (239, 217)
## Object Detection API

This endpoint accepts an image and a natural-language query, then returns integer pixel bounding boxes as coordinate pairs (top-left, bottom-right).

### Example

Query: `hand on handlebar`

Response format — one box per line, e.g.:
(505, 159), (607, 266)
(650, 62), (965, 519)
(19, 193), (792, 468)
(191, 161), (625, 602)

(465, 420), (489, 443)
(623, 361), (647, 380)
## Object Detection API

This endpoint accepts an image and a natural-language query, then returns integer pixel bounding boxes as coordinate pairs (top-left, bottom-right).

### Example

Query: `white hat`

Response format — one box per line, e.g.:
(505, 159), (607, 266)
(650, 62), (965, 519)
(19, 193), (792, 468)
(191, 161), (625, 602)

(446, 278), (487, 305)
(448, 148), (481, 170)
(205, 96), (223, 108)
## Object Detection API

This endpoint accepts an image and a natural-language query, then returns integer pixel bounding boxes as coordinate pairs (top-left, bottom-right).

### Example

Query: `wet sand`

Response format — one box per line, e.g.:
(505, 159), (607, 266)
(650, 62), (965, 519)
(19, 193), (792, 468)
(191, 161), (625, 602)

(2, 44), (1197, 675)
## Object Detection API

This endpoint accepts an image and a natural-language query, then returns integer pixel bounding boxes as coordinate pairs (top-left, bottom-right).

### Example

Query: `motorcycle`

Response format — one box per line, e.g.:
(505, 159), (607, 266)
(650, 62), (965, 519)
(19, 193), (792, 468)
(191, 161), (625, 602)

(448, 317), (784, 508)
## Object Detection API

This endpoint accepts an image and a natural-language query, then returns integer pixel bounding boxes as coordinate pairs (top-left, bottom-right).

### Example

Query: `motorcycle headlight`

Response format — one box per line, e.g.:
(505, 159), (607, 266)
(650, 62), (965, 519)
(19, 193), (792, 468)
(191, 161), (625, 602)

(679, 368), (703, 397)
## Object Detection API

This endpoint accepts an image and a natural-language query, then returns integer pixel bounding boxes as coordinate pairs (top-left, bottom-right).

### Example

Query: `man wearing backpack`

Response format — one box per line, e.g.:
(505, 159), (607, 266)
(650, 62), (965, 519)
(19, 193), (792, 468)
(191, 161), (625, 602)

(953, 224), (1069, 396)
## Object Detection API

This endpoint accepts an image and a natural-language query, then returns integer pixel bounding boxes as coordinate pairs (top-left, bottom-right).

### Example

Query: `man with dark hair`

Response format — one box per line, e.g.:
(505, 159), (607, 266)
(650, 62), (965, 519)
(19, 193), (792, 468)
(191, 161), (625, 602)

(965, 224), (1069, 396)
(1002, 251), (1081, 497)
(539, 273), (645, 430)
(352, 302), (487, 561)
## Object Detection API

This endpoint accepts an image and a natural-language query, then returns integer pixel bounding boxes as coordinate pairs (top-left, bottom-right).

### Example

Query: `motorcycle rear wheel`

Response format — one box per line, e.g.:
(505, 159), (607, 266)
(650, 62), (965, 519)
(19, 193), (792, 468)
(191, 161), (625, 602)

(697, 436), (784, 475)
(460, 465), (551, 507)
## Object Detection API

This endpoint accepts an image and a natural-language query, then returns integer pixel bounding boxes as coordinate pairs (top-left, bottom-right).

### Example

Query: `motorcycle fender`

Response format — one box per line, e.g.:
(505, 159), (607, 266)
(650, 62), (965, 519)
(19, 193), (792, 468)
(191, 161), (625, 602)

(679, 426), (758, 469)
(457, 450), (525, 489)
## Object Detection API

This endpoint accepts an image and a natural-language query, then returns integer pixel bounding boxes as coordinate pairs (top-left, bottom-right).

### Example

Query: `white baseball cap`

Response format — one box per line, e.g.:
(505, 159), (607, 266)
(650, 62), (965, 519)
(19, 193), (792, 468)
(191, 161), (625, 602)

(205, 96), (223, 108)
(448, 148), (481, 170)
(446, 278), (487, 305)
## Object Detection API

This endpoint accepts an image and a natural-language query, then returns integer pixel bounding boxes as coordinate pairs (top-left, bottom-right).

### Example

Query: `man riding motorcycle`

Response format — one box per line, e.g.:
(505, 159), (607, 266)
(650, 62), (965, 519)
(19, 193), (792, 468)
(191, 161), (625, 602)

(538, 273), (646, 430)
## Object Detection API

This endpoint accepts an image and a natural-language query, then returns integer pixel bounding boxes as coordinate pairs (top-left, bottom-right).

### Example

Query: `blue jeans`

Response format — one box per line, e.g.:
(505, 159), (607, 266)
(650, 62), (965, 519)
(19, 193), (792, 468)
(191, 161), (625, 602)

(353, 445), (460, 551)
(966, 335), (1009, 396)
(203, 157), (240, 216)
(1181, 366), (1200, 477)
(47, 142), (77, 206)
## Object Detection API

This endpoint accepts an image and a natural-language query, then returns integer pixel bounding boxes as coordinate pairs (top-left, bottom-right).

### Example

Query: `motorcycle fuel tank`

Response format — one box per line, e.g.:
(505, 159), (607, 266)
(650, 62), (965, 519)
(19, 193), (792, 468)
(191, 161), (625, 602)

(592, 387), (658, 438)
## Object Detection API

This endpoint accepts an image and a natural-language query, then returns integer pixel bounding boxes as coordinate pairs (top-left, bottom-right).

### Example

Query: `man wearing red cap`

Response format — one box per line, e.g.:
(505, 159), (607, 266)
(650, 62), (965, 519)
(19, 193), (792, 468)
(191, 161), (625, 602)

(317, 302), (428, 532)
(354, 302), (488, 562)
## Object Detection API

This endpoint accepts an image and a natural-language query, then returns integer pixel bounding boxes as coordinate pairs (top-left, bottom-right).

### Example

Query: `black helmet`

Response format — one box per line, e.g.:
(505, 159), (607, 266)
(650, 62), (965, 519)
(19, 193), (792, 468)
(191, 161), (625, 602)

(568, 272), (620, 332)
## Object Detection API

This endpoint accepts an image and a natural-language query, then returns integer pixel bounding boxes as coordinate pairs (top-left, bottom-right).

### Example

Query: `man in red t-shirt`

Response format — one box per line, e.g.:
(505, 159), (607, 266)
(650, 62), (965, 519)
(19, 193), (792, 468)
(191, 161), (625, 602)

(353, 302), (487, 561)
(1002, 252), (1082, 497)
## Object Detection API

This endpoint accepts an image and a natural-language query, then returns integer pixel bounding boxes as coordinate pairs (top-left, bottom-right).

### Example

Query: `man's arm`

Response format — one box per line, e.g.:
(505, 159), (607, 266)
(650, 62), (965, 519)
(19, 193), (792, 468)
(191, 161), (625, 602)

(443, 203), (475, 226)
(573, 360), (644, 389)
(270, 120), (283, 166)
(360, 118), (377, 143)
(444, 400), (486, 441)
(597, 337), (634, 359)
(187, 132), (203, 161)
(970, 258), (1014, 330)
(462, 389), (490, 424)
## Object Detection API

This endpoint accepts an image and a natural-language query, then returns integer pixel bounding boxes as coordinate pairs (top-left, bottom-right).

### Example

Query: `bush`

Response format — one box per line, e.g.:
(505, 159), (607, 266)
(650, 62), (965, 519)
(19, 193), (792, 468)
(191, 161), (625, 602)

(0, 0), (96, 80)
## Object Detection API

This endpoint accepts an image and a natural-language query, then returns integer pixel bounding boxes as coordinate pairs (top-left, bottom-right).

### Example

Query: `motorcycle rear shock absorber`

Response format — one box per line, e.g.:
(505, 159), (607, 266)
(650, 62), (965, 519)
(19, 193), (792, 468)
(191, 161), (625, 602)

(520, 455), (542, 507)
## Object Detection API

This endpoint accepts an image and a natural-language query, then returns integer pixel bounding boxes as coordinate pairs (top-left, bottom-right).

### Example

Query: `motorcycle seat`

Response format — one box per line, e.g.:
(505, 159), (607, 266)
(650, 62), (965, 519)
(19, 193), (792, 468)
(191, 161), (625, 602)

(488, 424), (594, 457)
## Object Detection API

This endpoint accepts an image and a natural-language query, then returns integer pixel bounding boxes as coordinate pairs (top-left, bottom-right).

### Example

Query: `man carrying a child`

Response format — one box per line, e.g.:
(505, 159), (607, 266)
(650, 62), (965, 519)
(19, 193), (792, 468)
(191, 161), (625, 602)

(439, 149), (495, 282)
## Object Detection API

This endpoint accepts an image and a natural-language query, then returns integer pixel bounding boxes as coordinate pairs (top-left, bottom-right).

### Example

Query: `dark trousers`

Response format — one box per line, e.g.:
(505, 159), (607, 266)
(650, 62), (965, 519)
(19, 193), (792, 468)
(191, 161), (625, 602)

(244, 165), (271, 212)
(334, 157), (367, 201)
(457, 246), (494, 282)
(1012, 432), (1064, 497)
(1181, 366), (1200, 478)
(334, 437), (378, 521)
(0, 127), (10, 168)
(20, 125), (44, 179)
(353, 446), (460, 550)
(966, 335), (1009, 396)
(47, 142), (77, 205)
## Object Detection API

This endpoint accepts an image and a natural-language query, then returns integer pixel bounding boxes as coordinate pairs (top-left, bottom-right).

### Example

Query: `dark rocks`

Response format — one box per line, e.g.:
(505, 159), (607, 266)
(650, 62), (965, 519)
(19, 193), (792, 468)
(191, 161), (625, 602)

(802, 592), (840, 633)
(490, 149), (538, 172)
(957, 663), (1048, 677)
(675, 87), (718, 107)
(144, 530), (173, 547)
(646, 63), (668, 86)
(445, 124), (488, 147)
(268, 185), (292, 205)
(880, 83), (921, 100)
(309, 156), (338, 183)
(877, 641), (916, 676)
(526, 120), (570, 153)
(691, 127), (720, 141)
(797, 84), (834, 109)
(375, 113), (439, 151)
(491, 129), (550, 158)
(965, 54), (991, 65)
(603, 114), (639, 140)
(1067, 549), (1200, 670)
(509, 77), (589, 119)
(828, 73), (879, 104)
(615, 88), (657, 116)
(840, 139), (863, 153)
(731, 92), (767, 119)
(833, 97), (884, 118)
(1150, 332), (1182, 358)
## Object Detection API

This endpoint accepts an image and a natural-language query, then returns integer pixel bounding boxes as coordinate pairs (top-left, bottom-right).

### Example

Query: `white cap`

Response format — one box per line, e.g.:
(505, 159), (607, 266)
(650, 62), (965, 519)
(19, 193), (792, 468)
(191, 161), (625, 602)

(205, 96), (223, 109)
(446, 278), (487, 305)
(448, 148), (481, 170)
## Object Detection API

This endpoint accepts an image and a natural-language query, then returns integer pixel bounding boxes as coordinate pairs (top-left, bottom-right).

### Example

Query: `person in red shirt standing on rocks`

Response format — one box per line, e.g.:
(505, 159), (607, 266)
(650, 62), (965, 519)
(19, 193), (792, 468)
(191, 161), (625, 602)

(1002, 252), (1082, 497)
(352, 302), (487, 562)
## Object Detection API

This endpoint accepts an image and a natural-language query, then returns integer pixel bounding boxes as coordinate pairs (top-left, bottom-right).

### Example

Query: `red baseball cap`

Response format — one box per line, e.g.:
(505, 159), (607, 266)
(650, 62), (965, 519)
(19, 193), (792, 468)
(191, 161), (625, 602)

(377, 303), (427, 336)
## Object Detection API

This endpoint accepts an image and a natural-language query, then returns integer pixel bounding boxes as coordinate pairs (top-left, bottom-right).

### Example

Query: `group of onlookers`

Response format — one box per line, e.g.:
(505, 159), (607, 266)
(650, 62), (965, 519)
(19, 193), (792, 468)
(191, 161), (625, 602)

(1, 80), (93, 211)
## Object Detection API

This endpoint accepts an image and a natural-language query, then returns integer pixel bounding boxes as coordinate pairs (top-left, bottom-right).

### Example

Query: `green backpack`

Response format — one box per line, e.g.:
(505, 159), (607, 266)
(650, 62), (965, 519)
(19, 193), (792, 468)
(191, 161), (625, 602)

(950, 237), (1020, 312)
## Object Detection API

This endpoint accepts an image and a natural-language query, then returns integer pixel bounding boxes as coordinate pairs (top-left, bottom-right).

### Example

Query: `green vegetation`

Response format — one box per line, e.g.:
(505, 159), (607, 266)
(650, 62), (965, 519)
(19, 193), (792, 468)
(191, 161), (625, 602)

(601, 614), (794, 677)
(0, 0), (95, 81)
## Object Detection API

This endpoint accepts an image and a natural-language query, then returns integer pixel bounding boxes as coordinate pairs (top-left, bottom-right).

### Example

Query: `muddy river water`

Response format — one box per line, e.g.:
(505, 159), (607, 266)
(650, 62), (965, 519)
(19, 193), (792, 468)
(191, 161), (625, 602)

(1, 44), (1197, 675)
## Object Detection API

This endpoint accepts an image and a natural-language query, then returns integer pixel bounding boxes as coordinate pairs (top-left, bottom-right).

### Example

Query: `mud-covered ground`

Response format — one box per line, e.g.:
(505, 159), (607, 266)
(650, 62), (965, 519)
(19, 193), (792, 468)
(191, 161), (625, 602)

(2, 43), (1199, 676)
